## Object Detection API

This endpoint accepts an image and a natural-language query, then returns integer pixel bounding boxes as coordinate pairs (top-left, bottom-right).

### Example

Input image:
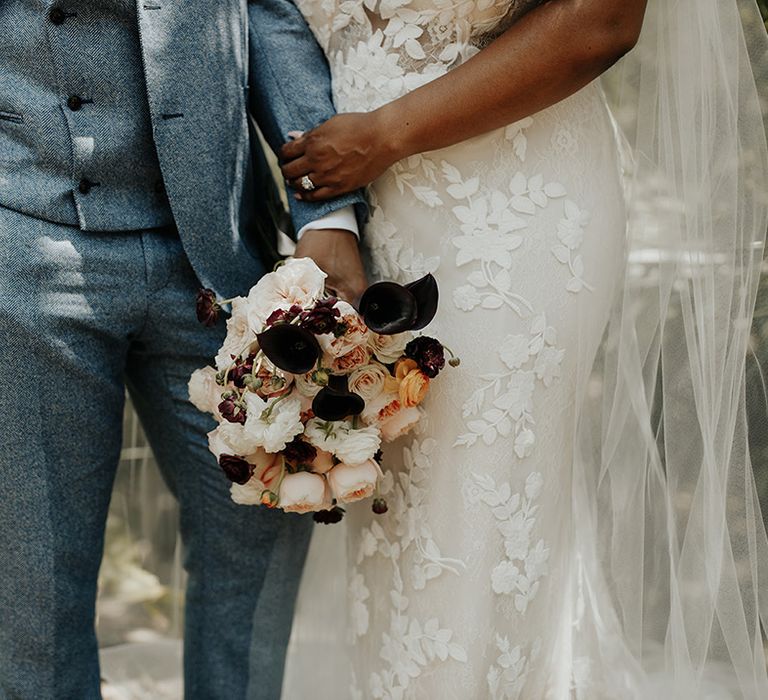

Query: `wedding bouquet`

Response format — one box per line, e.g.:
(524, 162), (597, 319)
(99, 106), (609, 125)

(188, 258), (457, 522)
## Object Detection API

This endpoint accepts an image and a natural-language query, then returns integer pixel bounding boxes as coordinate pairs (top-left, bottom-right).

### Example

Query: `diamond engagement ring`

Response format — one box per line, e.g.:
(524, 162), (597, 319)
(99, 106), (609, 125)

(300, 175), (316, 192)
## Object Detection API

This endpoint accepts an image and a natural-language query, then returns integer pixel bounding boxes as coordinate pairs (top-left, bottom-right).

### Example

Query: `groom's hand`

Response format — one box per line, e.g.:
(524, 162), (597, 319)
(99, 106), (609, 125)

(294, 228), (368, 307)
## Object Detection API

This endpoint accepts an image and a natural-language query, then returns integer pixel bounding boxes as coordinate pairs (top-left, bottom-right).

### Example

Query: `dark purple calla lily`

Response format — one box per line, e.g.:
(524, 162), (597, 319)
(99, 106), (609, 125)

(256, 323), (321, 374)
(405, 274), (439, 330)
(358, 274), (438, 335)
(312, 375), (365, 421)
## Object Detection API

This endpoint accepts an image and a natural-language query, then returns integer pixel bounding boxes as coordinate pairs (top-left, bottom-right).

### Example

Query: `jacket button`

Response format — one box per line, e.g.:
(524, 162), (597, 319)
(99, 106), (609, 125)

(67, 95), (83, 111)
(49, 8), (67, 25)
(78, 178), (93, 194)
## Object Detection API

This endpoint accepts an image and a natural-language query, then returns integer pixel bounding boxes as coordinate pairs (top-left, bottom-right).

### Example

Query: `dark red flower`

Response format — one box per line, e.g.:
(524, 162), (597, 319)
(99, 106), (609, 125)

(229, 356), (255, 389)
(405, 336), (445, 378)
(218, 395), (247, 424)
(196, 288), (220, 327)
(219, 455), (254, 485)
(313, 506), (345, 524)
(300, 298), (341, 335)
(283, 438), (318, 467)
(266, 304), (303, 327)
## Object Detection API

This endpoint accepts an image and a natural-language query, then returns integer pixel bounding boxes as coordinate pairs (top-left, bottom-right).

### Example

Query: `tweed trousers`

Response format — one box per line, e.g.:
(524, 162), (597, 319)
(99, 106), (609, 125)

(0, 204), (313, 699)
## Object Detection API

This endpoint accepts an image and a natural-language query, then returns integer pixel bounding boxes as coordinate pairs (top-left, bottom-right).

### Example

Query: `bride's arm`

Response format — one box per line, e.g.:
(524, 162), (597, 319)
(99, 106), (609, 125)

(280, 0), (647, 201)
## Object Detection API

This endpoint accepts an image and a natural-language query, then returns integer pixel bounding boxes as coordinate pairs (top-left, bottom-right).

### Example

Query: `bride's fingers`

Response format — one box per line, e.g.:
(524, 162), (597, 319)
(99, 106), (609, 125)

(279, 136), (307, 162)
(287, 173), (324, 193)
(281, 156), (314, 182)
(294, 185), (336, 202)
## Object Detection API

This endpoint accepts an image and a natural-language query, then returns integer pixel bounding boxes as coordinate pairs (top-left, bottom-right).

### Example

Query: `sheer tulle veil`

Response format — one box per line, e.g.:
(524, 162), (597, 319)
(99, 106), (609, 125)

(576, 0), (768, 695)
(283, 1), (768, 697)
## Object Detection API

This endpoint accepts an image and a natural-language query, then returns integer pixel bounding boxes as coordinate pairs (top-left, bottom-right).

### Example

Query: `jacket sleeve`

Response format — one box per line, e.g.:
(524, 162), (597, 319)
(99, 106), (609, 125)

(247, 0), (368, 233)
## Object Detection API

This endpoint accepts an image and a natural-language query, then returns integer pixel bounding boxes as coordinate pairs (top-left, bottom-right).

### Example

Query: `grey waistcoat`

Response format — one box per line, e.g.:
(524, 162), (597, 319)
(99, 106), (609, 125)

(0, 0), (366, 297)
(0, 0), (173, 231)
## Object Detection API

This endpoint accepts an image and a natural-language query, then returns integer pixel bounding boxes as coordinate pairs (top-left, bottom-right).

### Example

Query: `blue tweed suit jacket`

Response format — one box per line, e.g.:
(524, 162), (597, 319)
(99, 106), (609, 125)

(0, 0), (365, 298)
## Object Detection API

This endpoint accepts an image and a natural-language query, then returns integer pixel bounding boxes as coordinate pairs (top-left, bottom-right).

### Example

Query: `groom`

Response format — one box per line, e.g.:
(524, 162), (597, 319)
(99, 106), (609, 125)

(0, 1), (365, 698)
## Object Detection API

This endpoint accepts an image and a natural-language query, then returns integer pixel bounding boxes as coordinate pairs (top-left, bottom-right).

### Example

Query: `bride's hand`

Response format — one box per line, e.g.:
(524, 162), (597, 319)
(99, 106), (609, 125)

(280, 112), (401, 201)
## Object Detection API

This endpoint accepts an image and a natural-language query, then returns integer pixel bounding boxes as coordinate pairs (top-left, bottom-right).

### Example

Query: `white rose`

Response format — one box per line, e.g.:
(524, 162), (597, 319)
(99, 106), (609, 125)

(279, 472), (330, 513)
(295, 371), (322, 398)
(230, 475), (268, 505)
(208, 422), (260, 458)
(348, 363), (388, 403)
(327, 460), (382, 504)
(368, 331), (412, 364)
(216, 297), (256, 370)
(188, 366), (222, 415)
(244, 392), (304, 453)
(246, 257), (327, 328)
(318, 300), (370, 358)
(334, 425), (381, 465)
(304, 418), (349, 454)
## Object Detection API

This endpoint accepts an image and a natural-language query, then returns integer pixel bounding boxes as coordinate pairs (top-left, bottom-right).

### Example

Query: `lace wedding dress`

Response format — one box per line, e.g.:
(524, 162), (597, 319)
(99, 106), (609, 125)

(284, 1), (768, 698)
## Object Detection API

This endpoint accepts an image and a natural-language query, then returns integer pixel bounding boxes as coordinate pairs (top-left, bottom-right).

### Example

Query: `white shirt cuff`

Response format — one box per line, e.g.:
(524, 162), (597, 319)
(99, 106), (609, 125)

(296, 206), (359, 240)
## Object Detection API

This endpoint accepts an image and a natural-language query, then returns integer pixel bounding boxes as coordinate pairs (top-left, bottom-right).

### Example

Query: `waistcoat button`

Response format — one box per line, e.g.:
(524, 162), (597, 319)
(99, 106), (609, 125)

(67, 95), (83, 111)
(49, 8), (67, 25)
(78, 178), (93, 194)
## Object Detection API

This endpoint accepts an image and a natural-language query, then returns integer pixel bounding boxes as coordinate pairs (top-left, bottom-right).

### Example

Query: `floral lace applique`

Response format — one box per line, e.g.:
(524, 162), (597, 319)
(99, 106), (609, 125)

(486, 635), (542, 700)
(364, 193), (441, 282)
(550, 200), (594, 293)
(463, 470), (549, 613)
(455, 314), (564, 452)
(444, 161), (567, 315)
(352, 438), (467, 696)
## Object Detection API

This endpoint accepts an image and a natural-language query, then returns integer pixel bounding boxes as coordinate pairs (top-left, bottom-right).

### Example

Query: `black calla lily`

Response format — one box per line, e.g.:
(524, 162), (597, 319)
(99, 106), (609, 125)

(358, 281), (418, 334)
(312, 375), (365, 421)
(358, 274), (438, 335)
(405, 274), (439, 330)
(256, 323), (321, 374)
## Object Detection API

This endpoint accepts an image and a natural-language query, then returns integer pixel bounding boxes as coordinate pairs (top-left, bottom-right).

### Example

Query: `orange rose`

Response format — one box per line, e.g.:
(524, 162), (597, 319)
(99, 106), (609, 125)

(399, 369), (430, 407)
(394, 358), (418, 380)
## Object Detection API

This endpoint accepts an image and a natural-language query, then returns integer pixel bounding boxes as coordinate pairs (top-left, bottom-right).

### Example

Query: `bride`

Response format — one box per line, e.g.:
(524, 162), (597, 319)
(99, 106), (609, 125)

(279, 0), (768, 697)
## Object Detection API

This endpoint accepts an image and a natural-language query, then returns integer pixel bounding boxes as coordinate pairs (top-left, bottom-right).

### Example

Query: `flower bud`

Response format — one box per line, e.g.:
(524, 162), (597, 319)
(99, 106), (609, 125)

(372, 498), (389, 515)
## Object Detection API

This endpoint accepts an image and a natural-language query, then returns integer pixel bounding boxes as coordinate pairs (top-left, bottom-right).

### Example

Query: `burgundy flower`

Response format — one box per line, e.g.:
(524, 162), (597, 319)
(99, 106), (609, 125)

(266, 304), (303, 327)
(300, 298), (341, 335)
(229, 356), (255, 389)
(196, 288), (220, 327)
(405, 336), (445, 378)
(283, 438), (318, 467)
(219, 455), (254, 485)
(218, 395), (247, 424)
(313, 506), (345, 524)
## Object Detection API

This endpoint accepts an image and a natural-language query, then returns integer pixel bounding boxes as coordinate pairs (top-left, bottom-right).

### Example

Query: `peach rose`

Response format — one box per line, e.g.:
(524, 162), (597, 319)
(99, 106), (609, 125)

(318, 301), (370, 358)
(399, 369), (430, 407)
(278, 472), (331, 513)
(188, 366), (223, 415)
(348, 363), (388, 403)
(309, 449), (335, 475)
(330, 344), (371, 375)
(327, 460), (382, 504)
(368, 331), (412, 364)
(380, 405), (421, 441)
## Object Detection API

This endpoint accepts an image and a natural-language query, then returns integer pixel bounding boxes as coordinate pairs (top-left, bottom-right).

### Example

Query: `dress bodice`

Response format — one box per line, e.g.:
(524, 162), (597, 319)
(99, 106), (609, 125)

(294, 0), (545, 112)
